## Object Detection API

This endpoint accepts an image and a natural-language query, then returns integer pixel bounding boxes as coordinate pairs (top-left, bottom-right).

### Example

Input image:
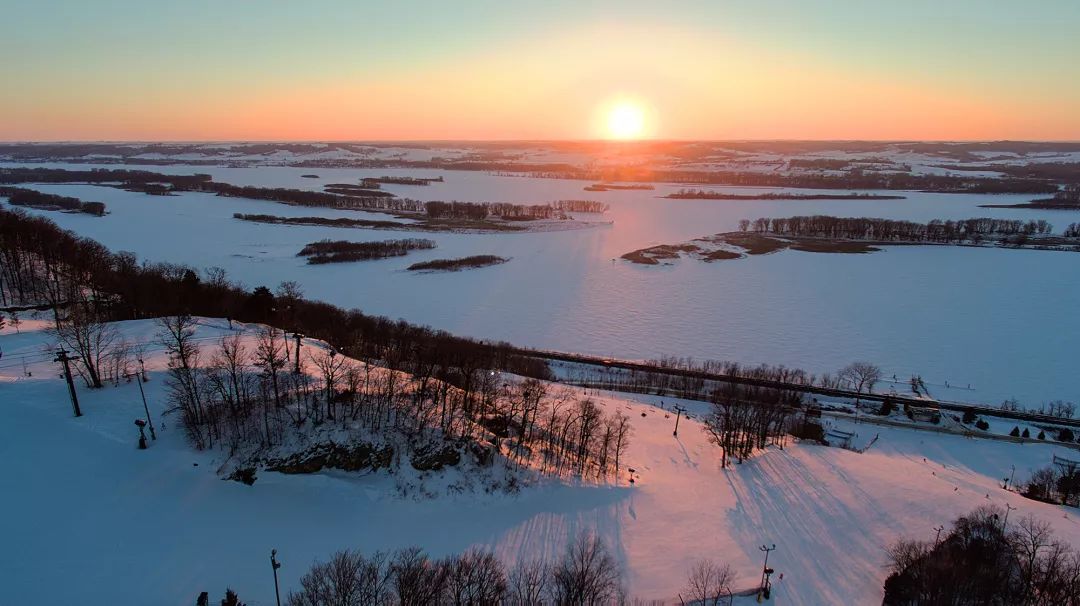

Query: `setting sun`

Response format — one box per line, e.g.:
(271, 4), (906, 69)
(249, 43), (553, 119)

(606, 101), (646, 139)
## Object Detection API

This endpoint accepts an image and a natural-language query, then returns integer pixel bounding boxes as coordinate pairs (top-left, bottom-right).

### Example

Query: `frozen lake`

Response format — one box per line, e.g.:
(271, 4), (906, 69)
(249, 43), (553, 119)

(4, 162), (1078, 407)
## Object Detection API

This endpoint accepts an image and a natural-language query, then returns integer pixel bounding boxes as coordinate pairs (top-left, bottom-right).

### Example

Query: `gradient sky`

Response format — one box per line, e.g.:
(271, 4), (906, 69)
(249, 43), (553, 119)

(2, 0), (1079, 141)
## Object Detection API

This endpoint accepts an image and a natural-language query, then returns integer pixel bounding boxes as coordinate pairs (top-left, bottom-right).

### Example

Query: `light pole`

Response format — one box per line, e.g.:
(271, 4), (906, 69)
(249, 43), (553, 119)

(759, 544), (776, 599)
(934, 525), (945, 544)
(271, 549), (282, 606)
(126, 371), (155, 440)
(1003, 503), (1018, 531)
(672, 405), (686, 437)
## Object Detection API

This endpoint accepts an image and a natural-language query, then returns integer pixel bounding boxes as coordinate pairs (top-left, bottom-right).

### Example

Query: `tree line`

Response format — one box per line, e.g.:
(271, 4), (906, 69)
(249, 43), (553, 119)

(1023, 463), (1080, 508)
(210, 533), (742, 606)
(884, 505), (1080, 604)
(361, 176), (443, 186)
(515, 167), (1059, 194)
(1, 167), (604, 224)
(424, 201), (575, 221)
(742, 215), (1059, 242)
(297, 239), (436, 264)
(666, 188), (903, 200)
(1, 186), (106, 216)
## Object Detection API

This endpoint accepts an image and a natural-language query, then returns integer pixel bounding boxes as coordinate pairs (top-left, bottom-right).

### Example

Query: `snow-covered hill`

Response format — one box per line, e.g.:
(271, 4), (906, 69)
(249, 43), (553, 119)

(3, 317), (1079, 605)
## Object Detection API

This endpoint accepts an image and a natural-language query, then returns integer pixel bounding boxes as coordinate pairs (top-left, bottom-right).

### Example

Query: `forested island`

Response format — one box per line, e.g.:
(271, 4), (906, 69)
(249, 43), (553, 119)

(663, 188), (905, 201)
(361, 176), (443, 186)
(0, 167), (609, 233)
(980, 184), (1080, 209)
(622, 215), (1080, 265)
(584, 183), (655, 191)
(407, 255), (509, 272)
(0, 186), (106, 216)
(298, 238), (436, 264)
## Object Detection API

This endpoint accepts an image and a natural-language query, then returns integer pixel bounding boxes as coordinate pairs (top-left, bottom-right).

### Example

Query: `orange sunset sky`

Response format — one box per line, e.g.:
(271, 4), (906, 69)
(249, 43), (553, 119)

(2, 1), (1079, 141)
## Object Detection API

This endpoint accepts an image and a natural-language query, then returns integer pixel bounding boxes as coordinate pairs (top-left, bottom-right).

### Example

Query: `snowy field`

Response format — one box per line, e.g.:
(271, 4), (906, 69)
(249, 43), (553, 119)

(3, 318), (1080, 605)
(2, 162), (1077, 409)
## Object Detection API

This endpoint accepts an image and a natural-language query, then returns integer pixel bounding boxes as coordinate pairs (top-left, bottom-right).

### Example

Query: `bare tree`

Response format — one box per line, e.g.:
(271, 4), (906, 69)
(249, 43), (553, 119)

(391, 547), (446, 605)
(551, 533), (623, 605)
(286, 549), (393, 606)
(508, 559), (549, 605)
(838, 361), (882, 402)
(442, 549), (507, 605)
(157, 314), (200, 371)
(684, 559), (733, 606)
(52, 306), (117, 388)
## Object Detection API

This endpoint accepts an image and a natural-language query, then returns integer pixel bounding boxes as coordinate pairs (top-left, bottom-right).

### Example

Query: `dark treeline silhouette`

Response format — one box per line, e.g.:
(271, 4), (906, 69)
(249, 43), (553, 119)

(407, 255), (509, 272)
(1, 167), (600, 223)
(583, 183), (655, 191)
(233, 213), (409, 230)
(666, 188), (904, 200)
(297, 238), (435, 264)
(788, 158), (852, 170)
(745, 215), (1057, 242)
(321, 185), (392, 197)
(1031, 183), (1080, 207)
(210, 183), (418, 211)
(883, 505), (1080, 604)
(361, 175), (443, 186)
(0, 166), (213, 188)
(1, 186), (106, 216)
(1023, 461), (1080, 508)
(283, 533), (625, 606)
(514, 167), (1059, 194)
(551, 199), (609, 213)
(425, 201), (572, 221)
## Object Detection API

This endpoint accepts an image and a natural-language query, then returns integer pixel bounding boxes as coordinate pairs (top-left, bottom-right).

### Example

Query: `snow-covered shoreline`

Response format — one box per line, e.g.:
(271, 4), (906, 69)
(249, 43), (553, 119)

(4, 316), (1080, 605)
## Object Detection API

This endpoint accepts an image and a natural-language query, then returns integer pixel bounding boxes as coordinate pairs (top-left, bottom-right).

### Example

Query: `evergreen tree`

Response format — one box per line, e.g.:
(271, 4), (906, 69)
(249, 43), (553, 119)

(1010, 426), (1021, 437)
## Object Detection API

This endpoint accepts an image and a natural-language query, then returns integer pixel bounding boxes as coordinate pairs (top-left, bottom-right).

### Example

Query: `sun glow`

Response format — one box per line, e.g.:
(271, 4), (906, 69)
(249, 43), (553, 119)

(605, 101), (646, 140)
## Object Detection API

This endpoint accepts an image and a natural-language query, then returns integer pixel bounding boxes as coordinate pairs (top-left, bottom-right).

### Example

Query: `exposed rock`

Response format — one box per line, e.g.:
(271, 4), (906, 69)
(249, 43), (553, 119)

(410, 443), (462, 471)
(227, 467), (257, 485)
(265, 442), (393, 475)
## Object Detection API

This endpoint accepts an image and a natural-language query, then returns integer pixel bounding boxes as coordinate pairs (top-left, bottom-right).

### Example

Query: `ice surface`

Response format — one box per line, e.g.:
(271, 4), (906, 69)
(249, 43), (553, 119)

(3, 162), (1077, 409)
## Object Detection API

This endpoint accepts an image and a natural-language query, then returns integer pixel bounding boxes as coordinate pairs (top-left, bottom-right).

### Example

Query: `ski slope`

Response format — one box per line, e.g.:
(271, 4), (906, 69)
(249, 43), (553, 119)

(2, 317), (1079, 605)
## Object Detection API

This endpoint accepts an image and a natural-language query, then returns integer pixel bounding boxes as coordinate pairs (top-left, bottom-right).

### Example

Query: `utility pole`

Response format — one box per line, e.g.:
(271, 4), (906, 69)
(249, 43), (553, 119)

(126, 371), (156, 440)
(292, 333), (304, 374)
(672, 405), (686, 437)
(270, 549), (282, 606)
(54, 348), (82, 417)
(934, 524), (945, 544)
(759, 543), (777, 600)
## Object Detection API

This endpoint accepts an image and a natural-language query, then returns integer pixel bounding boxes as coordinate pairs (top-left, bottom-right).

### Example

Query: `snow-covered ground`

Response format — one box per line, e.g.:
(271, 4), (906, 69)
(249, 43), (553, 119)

(4, 318), (1080, 605)
(2, 162), (1077, 408)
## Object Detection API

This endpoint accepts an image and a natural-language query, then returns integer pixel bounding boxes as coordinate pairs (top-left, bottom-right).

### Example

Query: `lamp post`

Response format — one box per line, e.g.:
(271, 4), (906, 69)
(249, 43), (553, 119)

(672, 405), (686, 437)
(1003, 503), (1018, 531)
(125, 371), (155, 440)
(271, 549), (282, 606)
(759, 544), (776, 600)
